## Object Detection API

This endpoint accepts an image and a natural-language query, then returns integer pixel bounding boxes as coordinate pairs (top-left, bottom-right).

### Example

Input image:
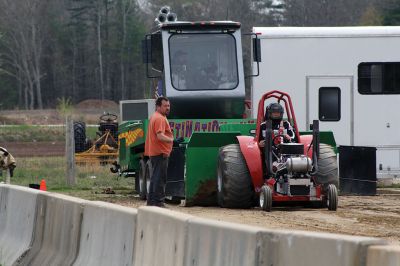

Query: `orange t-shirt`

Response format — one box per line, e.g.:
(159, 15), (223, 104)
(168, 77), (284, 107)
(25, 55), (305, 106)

(145, 111), (173, 156)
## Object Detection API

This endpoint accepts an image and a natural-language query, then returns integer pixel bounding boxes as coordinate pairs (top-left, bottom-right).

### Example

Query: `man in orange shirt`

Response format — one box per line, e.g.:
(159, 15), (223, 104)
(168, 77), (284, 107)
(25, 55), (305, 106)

(145, 97), (174, 207)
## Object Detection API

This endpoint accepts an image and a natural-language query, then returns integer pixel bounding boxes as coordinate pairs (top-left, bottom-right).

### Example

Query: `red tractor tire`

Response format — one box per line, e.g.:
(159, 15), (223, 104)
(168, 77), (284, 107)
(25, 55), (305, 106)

(217, 144), (254, 209)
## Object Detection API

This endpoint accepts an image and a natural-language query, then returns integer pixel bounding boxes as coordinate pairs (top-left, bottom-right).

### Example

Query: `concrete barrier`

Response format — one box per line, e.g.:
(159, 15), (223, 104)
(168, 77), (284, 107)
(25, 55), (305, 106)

(1, 185), (397, 266)
(16, 193), (86, 266)
(366, 245), (400, 266)
(133, 206), (192, 266)
(259, 229), (387, 266)
(73, 201), (137, 266)
(0, 184), (41, 266)
(185, 217), (266, 266)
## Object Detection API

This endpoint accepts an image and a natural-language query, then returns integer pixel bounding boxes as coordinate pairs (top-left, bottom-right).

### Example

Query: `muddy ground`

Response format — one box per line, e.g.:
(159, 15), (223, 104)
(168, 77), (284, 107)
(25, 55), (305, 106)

(0, 141), (65, 157)
(113, 190), (400, 245)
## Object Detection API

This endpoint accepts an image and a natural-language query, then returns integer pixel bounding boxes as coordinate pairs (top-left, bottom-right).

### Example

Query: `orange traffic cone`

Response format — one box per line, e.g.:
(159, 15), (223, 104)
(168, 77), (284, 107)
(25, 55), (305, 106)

(39, 179), (47, 191)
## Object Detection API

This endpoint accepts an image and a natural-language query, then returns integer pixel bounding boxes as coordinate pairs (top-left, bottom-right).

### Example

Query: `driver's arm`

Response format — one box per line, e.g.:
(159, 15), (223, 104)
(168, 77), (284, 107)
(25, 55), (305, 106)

(283, 121), (295, 142)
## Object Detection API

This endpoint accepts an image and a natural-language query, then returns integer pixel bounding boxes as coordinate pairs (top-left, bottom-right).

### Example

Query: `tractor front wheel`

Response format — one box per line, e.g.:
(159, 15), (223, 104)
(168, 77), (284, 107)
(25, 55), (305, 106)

(327, 184), (338, 211)
(217, 144), (254, 209)
(259, 185), (272, 212)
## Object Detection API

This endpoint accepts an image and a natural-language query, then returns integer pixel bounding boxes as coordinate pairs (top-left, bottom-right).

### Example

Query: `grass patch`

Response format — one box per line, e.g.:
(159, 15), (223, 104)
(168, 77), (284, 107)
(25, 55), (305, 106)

(0, 125), (65, 142)
(5, 156), (135, 200)
(0, 125), (99, 142)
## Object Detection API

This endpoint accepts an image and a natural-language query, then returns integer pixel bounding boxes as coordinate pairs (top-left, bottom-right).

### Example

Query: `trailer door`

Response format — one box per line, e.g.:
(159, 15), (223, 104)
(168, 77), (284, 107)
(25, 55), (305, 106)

(306, 76), (353, 146)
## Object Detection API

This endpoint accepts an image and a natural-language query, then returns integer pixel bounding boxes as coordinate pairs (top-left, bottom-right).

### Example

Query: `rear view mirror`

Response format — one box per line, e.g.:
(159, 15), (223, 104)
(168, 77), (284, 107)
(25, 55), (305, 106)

(151, 33), (163, 72)
(245, 33), (261, 78)
(253, 38), (261, 62)
(143, 33), (163, 78)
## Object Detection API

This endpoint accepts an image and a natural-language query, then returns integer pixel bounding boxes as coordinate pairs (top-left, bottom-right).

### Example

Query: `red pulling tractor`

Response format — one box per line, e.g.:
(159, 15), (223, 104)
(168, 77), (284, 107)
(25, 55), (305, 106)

(217, 90), (339, 211)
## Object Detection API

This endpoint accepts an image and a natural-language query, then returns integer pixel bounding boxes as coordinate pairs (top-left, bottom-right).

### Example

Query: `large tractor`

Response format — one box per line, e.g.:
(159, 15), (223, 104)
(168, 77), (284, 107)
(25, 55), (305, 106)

(217, 90), (339, 211)
(113, 7), (338, 207)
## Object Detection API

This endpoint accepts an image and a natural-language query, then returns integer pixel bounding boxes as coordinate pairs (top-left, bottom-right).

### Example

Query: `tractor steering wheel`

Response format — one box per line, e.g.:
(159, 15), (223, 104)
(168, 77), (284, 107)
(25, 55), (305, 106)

(100, 113), (118, 122)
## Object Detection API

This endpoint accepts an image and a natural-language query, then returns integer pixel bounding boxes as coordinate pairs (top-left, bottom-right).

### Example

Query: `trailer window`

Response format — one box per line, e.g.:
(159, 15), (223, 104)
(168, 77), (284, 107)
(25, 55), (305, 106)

(358, 62), (400, 94)
(169, 33), (238, 91)
(319, 87), (341, 121)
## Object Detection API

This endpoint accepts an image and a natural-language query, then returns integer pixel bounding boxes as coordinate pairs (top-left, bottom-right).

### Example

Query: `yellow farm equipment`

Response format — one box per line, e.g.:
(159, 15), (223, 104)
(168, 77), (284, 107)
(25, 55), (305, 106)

(75, 113), (119, 165)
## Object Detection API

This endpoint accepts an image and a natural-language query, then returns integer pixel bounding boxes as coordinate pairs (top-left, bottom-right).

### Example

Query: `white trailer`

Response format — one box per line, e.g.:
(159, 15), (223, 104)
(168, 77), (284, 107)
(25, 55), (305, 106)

(252, 26), (400, 179)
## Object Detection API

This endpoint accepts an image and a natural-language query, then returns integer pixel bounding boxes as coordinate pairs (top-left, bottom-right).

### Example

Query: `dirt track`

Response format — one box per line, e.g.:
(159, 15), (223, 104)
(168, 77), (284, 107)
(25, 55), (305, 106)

(115, 190), (400, 245)
(0, 141), (65, 157)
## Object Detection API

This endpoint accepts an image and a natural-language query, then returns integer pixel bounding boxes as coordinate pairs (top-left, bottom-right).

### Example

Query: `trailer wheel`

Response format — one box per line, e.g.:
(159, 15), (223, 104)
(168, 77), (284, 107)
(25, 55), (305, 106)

(259, 185), (272, 212)
(144, 160), (152, 198)
(138, 159), (147, 200)
(217, 144), (254, 209)
(315, 143), (339, 189)
(327, 184), (338, 211)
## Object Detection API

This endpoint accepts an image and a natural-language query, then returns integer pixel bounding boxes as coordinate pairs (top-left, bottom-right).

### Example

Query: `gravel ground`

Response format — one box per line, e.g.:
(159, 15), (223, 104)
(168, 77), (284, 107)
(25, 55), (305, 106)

(114, 189), (400, 245)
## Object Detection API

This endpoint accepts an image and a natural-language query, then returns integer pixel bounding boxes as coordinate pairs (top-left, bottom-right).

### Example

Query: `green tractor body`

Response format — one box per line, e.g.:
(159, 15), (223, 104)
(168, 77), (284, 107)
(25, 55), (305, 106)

(117, 118), (256, 205)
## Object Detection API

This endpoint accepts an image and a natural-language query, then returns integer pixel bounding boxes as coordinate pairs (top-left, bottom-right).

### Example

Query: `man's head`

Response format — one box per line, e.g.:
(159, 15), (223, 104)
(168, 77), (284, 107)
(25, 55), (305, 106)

(266, 102), (284, 121)
(156, 96), (170, 116)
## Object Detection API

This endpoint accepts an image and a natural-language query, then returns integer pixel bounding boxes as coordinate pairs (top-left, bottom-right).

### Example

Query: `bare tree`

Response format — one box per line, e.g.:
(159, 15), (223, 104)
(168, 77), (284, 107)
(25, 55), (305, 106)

(0, 0), (49, 109)
(118, 0), (136, 100)
(282, 0), (380, 26)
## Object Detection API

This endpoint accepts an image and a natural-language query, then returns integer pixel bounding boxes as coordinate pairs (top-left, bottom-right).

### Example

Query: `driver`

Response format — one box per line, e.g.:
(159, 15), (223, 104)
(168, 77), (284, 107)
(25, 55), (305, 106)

(171, 50), (188, 90)
(259, 102), (295, 148)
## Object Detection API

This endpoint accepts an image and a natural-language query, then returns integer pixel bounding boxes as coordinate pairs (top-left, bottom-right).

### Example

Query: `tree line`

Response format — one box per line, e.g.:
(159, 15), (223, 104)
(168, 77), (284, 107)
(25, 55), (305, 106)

(0, 0), (399, 110)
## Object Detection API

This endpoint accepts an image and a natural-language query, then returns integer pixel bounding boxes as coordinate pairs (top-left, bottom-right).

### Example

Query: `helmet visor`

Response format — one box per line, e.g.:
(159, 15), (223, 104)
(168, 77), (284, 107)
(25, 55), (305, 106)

(270, 111), (282, 120)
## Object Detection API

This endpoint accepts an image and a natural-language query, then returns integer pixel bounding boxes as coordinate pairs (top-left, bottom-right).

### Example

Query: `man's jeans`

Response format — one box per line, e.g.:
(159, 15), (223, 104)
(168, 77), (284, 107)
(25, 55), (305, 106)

(147, 155), (169, 206)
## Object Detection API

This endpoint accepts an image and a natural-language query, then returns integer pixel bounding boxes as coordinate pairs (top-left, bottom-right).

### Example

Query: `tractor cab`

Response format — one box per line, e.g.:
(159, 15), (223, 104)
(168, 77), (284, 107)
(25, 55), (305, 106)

(144, 21), (247, 119)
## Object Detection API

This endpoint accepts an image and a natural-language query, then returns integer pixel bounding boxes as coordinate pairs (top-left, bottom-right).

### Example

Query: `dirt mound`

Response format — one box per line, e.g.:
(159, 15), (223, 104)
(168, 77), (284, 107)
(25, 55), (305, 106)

(0, 109), (62, 125)
(76, 99), (118, 110)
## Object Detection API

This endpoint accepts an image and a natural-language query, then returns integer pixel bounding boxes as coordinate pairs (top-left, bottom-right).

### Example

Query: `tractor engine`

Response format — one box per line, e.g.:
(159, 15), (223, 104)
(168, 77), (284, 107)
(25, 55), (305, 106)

(272, 143), (314, 196)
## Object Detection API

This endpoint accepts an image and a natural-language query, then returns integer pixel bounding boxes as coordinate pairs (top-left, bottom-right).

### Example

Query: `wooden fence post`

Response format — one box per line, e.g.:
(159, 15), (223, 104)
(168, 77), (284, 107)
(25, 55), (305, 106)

(66, 116), (76, 185)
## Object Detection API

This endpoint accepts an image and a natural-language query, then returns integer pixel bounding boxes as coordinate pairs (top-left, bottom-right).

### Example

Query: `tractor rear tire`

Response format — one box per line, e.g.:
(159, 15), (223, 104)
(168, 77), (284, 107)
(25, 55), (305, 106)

(260, 185), (272, 212)
(73, 121), (86, 153)
(327, 184), (338, 211)
(138, 159), (147, 200)
(217, 144), (254, 209)
(315, 143), (339, 189)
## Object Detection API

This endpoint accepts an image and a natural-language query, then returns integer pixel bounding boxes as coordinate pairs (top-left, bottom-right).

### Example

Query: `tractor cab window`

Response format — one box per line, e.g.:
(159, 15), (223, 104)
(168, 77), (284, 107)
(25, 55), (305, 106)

(169, 33), (238, 91)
